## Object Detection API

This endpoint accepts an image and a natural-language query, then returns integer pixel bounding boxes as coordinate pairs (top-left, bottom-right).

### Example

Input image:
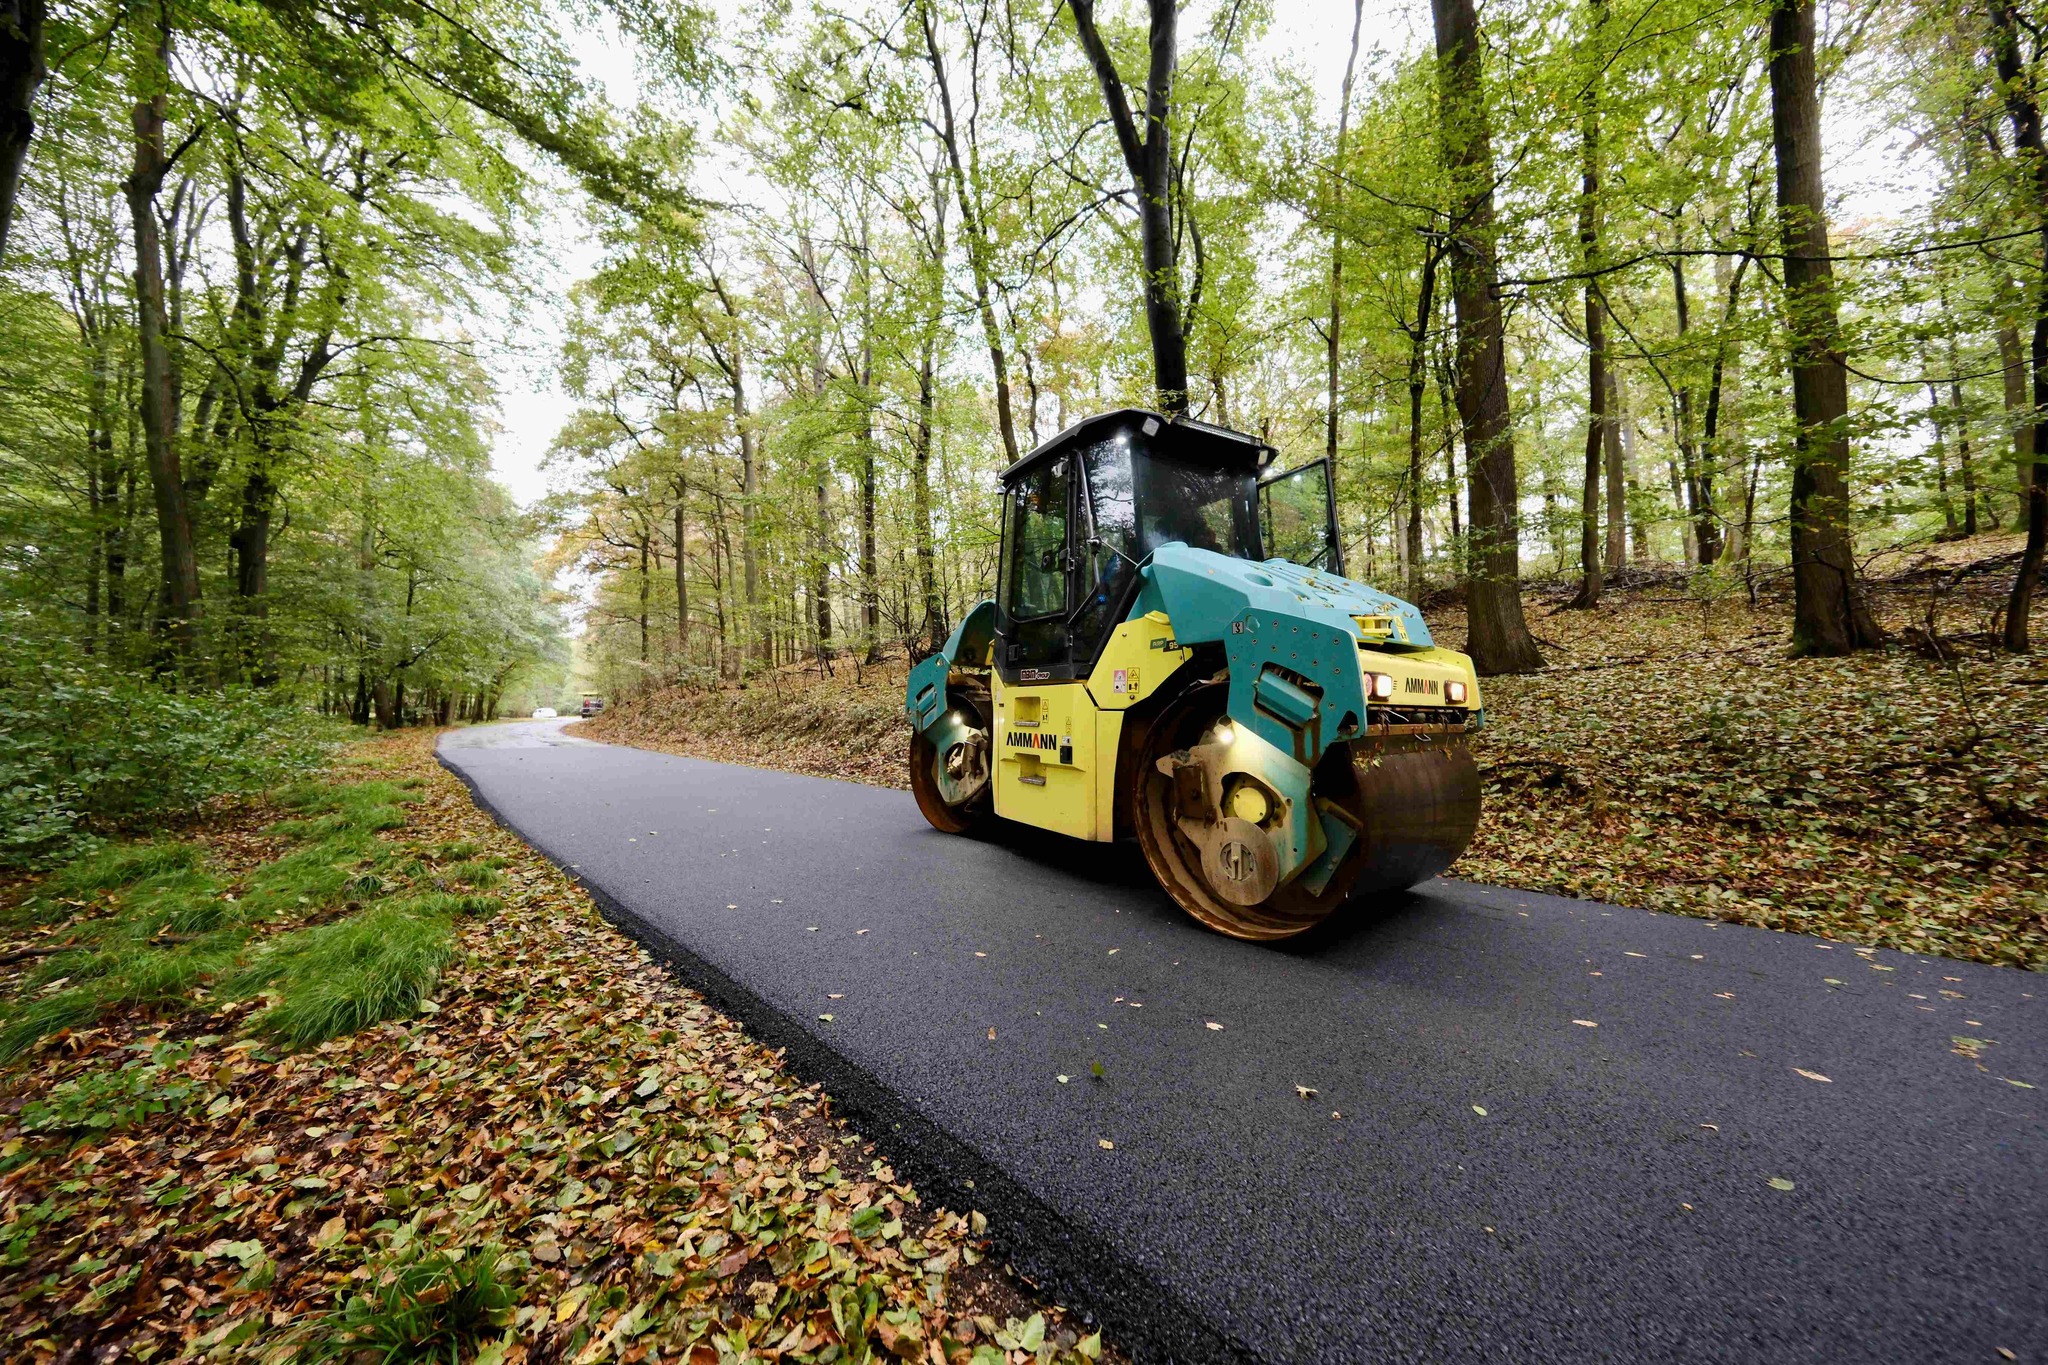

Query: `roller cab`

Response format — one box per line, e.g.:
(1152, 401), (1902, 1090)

(906, 409), (1482, 941)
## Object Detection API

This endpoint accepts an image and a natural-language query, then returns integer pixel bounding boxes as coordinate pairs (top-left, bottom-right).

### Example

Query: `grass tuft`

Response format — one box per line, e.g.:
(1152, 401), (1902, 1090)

(44, 841), (204, 898)
(236, 905), (455, 1048)
(294, 1242), (517, 1364)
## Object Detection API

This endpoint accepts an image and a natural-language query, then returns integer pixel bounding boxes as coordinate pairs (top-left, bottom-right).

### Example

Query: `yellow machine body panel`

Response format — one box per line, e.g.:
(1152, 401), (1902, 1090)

(990, 612), (1200, 843)
(990, 676), (1099, 840)
(1356, 644), (1484, 714)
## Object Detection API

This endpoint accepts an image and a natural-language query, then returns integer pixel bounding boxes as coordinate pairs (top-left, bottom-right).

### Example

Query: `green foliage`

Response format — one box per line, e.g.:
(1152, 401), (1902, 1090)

(0, 638), (337, 868)
(293, 1241), (519, 1364)
(0, 769), (468, 1057)
(16, 1041), (200, 1137)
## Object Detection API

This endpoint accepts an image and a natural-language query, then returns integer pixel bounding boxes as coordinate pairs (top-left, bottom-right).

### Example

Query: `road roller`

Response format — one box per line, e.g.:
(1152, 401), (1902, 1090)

(904, 409), (1482, 941)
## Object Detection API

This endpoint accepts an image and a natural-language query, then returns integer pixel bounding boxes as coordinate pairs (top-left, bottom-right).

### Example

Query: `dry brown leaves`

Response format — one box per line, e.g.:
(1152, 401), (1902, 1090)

(0, 731), (1105, 1364)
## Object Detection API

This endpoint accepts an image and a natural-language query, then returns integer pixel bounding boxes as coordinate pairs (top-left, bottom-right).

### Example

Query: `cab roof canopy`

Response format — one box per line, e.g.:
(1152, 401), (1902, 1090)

(998, 408), (1278, 487)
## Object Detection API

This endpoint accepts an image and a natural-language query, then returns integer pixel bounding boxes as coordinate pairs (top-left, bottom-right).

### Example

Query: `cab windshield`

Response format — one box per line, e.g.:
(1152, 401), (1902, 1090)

(1079, 432), (1260, 564)
(1066, 432), (1260, 648)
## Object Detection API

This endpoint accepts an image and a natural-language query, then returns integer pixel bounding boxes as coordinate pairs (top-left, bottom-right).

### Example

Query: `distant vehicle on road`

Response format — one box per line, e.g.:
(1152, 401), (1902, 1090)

(580, 694), (606, 718)
(531, 707), (558, 719)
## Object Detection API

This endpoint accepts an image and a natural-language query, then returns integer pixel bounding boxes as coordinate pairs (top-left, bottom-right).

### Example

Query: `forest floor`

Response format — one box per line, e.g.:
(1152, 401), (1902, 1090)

(584, 532), (2048, 972)
(0, 731), (1106, 1364)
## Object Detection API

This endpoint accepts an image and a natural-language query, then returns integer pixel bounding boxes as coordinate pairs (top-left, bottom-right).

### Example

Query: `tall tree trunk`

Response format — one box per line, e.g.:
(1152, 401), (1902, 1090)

(1701, 251), (1750, 562)
(125, 7), (201, 655)
(1999, 316), (2031, 518)
(1326, 0), (1366, 467)
(1569, 0), (1608, 610)
(674, 481), (690, 663)
(1404, 249), (1440, 603)
(1928, 379), (1959, 537)
(1669, 258), (1724, 565)
(0, 0), (44, 264)
(1768, 0), (1882, 654)
(1992, 0), (2048, 649)
(1604, 366), (1627, 569)
(1431, 0), (1542, 673)
(1069, 0), (1191, 412)
(922, 0), (1020, 464)
(913, 330), (944, 653)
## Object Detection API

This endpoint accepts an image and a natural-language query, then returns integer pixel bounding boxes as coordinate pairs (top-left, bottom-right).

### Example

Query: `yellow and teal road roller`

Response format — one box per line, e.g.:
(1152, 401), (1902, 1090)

(905, 410), (1482, 941)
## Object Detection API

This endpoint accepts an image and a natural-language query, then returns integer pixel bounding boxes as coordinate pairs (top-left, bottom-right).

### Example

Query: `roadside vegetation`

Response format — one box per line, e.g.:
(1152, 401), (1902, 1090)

(584, 538), (2048, 972)
(0, 732), (1106, 1364)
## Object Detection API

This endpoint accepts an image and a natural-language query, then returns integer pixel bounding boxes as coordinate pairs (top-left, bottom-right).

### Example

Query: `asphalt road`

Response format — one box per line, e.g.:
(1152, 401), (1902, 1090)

(441, 719), (2045, 1365)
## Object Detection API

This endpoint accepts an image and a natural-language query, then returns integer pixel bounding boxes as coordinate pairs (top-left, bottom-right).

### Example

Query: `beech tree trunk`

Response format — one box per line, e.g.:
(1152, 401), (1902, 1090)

(1431, 0), (1543, 673)
(1069, 0), (1190, 413)
(922, 1), (1020, 464)
(1570, 0), (1608, 611)
(1326, 0), (1365, 466)
(0, 0), (44, 263)
(1992, 0), (2048, 650)
(125, 7), (201, 655)
(1768, 0), (1882, 654)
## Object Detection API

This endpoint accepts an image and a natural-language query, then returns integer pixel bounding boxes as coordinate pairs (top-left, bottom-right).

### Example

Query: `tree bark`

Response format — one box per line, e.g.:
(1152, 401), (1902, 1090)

(674, 481), (690, 663)
(1404, 248), (1440, 603)
(1069, 0), (1190, 412)
(1431, 0), (1543, 673)
(1992, 0), (2048, 649)
(0, 0), (45, 264)
(922, 0), (1020, 464)
(1326, 0), (1366, 466)
(1569, 0), (1608, 610)
(1768, 0), (1882, 654)
(125, 7), (201, 655)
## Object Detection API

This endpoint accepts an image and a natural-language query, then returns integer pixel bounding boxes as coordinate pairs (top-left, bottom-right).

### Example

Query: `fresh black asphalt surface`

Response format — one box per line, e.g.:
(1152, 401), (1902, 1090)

(441, 719), (2045, 1364)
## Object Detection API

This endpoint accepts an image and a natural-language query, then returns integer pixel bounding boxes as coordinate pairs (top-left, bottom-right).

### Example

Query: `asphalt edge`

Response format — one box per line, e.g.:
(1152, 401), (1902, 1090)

(436, 739), (1258, 1365)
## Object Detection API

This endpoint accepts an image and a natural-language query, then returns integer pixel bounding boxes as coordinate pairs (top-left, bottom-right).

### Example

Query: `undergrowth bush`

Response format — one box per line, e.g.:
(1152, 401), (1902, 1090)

(0, 639), (339, 868)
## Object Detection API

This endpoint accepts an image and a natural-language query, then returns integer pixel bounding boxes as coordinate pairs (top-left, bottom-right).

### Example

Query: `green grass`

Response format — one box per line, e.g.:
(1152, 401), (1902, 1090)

(294, 1242), (518, 1364)
(0, 773), (479, 1059)
(230, 903), (457, 1048)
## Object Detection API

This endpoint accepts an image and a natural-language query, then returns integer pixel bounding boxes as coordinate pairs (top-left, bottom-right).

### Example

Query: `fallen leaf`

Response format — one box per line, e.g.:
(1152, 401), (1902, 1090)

(1472, 1105), (1488, 1117)
(1205, 1021), (1224, 1031)
(1792, 1068), (1831, 1083)
(818, 1014), (834, 1022)
(986, 1027), (996, 1040)
(1296, 1084), (1318, 1099)
(1767, 1176), (1795, 1191)
(1573, 1019), (1599, 1028)
(1056, 1075), (1069, 1084)
(1098, 1139), (1114, 1150)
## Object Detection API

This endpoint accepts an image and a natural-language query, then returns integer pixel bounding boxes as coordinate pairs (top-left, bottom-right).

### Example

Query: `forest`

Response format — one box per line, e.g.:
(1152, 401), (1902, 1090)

(1, 0), (2045, 852)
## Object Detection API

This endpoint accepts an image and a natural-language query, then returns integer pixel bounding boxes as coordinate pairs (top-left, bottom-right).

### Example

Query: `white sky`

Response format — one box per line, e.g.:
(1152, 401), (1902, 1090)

(481, 0), (1921, 508)
(482, 0), (1410, 507)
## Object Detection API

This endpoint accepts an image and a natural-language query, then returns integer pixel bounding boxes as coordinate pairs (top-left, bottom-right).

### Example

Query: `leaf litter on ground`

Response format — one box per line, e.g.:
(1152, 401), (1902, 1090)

(0, 730), (1112, 1364)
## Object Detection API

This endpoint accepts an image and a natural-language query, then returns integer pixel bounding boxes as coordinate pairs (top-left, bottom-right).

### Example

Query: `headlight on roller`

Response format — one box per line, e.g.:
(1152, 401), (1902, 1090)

(1446, 680), (1467, 705)
(1367, 672), (1395, 699)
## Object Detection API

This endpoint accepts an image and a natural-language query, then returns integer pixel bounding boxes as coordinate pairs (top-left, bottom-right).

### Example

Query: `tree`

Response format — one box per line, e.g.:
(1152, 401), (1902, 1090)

(1067, 0), (1191, 412)
(1767, 0), (1882, 654)
(0, 0), (45, 261)
(1430, 0), (1543, 673)
(1991, 0), (2048, 650)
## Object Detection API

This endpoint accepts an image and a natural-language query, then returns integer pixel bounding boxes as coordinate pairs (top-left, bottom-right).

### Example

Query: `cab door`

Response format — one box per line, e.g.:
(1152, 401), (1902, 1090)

(1258, 458), (1345, 575)
(993, 456), (1096, 838)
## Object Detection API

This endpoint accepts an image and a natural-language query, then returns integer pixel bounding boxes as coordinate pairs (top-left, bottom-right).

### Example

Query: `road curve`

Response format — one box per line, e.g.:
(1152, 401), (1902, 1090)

(440, 719), (2045, 1365)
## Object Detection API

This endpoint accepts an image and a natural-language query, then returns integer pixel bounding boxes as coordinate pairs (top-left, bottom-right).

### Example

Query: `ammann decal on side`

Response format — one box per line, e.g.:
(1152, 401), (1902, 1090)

(1402, 676), (1442, 697)
(1007, 731), (1061, 751)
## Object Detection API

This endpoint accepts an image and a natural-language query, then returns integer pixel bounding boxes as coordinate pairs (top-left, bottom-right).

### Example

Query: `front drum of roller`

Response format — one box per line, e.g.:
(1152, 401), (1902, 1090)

(1133, 686), (1482, 941)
